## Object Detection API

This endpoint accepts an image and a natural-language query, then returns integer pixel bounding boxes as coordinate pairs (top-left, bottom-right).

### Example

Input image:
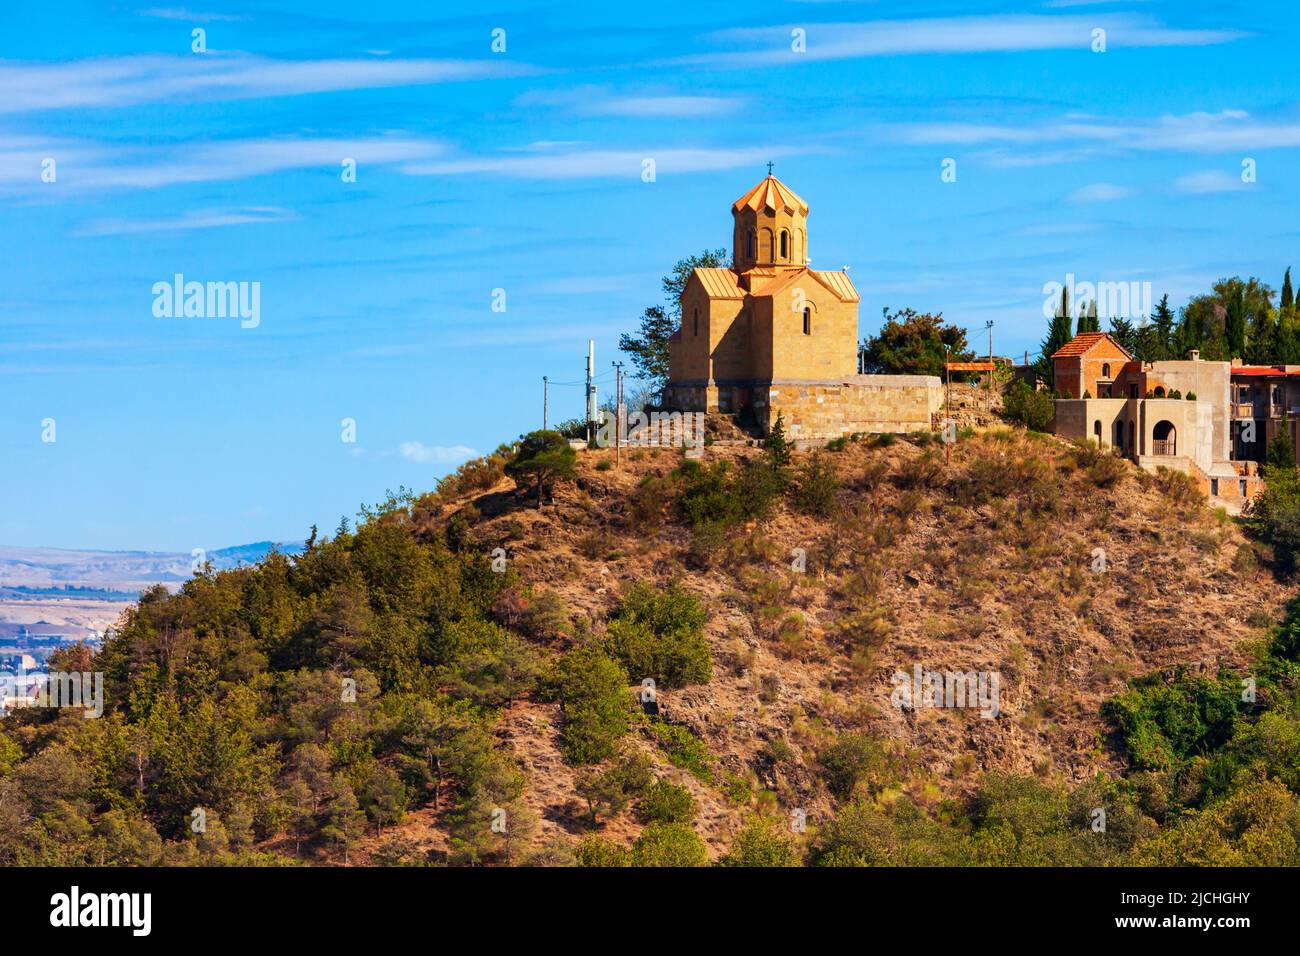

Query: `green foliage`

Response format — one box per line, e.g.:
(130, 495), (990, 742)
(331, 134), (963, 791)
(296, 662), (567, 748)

(603, 581), (711, 688)
(648, 722), (714, 783)
(1002, 379), (1055, 432)
(553, 646), (632, 765)
(720, 816), (800, 867)
(631, 822), (709, 866)
(792, 452), (842, 517)
(673, 457), (782, 527)
(574, 835), (632, 867)
(817, 733), (895, 800)
(505, 430), (577, 507)
(636, 780), (698, 824)
(860, 307), (972, 377)
(1102, 669), (1246, 771)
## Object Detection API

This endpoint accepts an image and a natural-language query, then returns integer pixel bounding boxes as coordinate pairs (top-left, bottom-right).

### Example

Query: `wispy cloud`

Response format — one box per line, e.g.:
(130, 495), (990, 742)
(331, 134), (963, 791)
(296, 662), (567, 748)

(76, 205), (296, 236)
(683, 14), (1243, 67)
(398, 442), (478, 465)
(403, 143), (797, 179)
(0, 134), (442, 192)
(1174, 170), (1250, 194)
(138, 6), (245, 22)
(518, 86), (743, 118)
(0, 53), (535, 114)
(1068, 182), (1131, 203)
(895, 110), (1300, 166)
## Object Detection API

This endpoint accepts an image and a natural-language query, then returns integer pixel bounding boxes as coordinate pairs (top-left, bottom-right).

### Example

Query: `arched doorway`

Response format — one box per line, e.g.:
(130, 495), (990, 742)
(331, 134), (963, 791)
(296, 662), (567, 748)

(1153, 420), (1176, 456)
(1093, 420), (1102, 444)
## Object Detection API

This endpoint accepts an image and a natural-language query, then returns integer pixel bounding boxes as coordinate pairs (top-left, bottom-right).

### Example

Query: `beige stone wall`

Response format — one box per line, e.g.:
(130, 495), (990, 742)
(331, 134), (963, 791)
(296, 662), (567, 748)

(756, 376), (943, 439)
(769, 280), (858, 381)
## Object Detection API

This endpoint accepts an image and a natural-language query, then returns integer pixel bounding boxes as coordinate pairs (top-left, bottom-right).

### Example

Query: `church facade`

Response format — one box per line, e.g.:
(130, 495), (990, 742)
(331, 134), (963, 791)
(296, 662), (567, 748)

(662, 173), (942, 440)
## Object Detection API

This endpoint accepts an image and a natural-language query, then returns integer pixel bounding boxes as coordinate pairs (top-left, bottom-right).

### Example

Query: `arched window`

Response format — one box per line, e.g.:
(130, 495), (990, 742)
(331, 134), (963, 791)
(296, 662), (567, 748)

(1093, 421), (1102, 443)
(747, 230), (756, 259)
(780, 231), (789, 259)
(1101, 363), (1111, 378)
(1153, 386), (1166, 397)
(803, 307), (811, 335)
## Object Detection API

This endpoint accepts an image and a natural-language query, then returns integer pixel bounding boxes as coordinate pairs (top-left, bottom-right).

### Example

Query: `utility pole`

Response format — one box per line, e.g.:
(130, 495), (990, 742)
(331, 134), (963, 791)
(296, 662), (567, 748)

(543, 376), (549, 431)
(585, 340), (596, 445)
(612, 361), (625, 467)
(984, 320), (994, 411)
(943, 343), (952, 466)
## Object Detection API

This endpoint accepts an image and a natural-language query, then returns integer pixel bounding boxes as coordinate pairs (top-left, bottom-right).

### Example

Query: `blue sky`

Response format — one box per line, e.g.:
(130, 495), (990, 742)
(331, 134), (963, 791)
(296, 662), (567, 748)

(2, 0), (1297, 551)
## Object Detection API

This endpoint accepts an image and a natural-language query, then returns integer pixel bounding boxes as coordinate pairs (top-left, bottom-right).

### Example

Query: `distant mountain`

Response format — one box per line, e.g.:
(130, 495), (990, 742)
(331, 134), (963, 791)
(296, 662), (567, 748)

(0, 541), (305, 592)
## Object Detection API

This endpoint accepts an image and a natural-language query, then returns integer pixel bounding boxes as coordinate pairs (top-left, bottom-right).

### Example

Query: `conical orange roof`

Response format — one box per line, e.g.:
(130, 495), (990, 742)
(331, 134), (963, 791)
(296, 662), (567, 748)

(732, 174), (808, 216)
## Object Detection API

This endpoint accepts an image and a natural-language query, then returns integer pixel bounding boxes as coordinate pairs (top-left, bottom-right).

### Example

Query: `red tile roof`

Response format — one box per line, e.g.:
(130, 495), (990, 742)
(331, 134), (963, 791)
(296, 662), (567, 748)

(1050, 331), (1131, 360)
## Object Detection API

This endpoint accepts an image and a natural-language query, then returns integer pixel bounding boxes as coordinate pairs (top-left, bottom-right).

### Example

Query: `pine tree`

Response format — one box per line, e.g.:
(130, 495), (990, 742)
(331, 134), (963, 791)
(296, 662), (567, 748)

(1039, 287), (1074, 386)
(1225, 286), (1247, 359)
(1152, 294), (1175, 361)
(765, 413), (792, 468)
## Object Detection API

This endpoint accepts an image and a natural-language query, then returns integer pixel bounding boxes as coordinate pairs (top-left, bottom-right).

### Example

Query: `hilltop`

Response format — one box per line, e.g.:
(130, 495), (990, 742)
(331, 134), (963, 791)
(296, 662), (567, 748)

(3, 407), (1298, 867)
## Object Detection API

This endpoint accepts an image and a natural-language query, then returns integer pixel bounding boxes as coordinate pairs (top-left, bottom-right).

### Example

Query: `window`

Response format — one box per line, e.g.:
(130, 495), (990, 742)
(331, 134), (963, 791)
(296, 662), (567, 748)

(693, 307), (699, 337)
(802, 307), (811, 335)
(1211, 479), (1219, 496)
(747, 231), (756, 258)
(1093, 421), (1101, 442)
(1240, 480), (1248, 497)
(1129, 383), (1139, 398)
(1101, 363), (1111, 378)
(780, 231), (789, 259)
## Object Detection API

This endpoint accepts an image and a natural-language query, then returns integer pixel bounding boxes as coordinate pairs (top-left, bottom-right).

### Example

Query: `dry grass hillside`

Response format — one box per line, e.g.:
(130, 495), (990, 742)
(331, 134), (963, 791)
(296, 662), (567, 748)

(352, 417), (1291, 863)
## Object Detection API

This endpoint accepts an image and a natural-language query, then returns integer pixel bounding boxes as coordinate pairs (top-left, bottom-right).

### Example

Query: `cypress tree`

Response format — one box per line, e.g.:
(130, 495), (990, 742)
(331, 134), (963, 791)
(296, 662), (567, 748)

(1283, 268), (1294, 313)
(1039, 288), (1074, 385)
(1152, 294), (1175, 360)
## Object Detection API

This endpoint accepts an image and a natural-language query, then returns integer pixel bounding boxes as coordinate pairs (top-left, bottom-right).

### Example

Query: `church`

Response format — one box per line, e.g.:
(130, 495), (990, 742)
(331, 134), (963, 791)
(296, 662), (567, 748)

(662, 171), (942, 440)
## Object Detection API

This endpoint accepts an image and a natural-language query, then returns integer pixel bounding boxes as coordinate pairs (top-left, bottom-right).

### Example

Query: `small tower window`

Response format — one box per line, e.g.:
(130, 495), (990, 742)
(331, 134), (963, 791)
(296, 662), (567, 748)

(747, 231), (756, 258)
(780, 231), (789, 259)
(802, 307), (811, 335)
(693, 307), (699, 337)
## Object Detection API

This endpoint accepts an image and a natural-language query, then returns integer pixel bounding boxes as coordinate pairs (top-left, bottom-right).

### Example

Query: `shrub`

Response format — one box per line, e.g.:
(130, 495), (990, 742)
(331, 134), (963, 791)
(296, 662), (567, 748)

(1101, 669), (1246, 771)
(637, 780), (698, 824)
(575, 750), (654, 820)
(793, 452), (842, 517)
(818, 733), (895, 800)
(604, 581), (711, 687)
(554, 646), (632, 764)
(631, 823), (709, 866)
(1003, 380), (1055, 432)
(574, 836), (631, 867)
(649, 722), (714, 782)
(720, 816), (800, 867)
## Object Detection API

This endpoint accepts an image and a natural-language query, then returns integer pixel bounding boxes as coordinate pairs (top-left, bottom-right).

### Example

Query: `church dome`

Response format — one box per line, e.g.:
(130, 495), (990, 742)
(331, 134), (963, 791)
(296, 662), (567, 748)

(731, 172), (808, 271)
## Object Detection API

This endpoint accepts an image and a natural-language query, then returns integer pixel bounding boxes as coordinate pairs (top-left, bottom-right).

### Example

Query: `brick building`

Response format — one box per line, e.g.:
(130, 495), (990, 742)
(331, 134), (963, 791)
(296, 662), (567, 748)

(1051, 332), (1263, 509)
(662, 172), (941, 439)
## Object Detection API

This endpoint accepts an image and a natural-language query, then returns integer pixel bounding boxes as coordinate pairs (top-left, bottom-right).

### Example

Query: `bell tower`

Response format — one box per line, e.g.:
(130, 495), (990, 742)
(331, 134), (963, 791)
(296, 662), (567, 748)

(731, 166), (809, 272)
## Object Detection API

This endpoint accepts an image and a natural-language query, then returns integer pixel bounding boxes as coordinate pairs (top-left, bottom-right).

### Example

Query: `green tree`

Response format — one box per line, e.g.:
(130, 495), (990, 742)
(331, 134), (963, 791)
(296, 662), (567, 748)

(1283, 267), (1294, 313)
(860, 307), (971, 377)
(720, 816), (800, 867)
(505, 430), (577, 508)
(322, 778), (366, 863)
(631, 822), (709, 866)
(636, 780), (698, 824)
(1038, 288), (1074, 386)
(554, 646), (631, 764)
(1151, 293), (1175, 360)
